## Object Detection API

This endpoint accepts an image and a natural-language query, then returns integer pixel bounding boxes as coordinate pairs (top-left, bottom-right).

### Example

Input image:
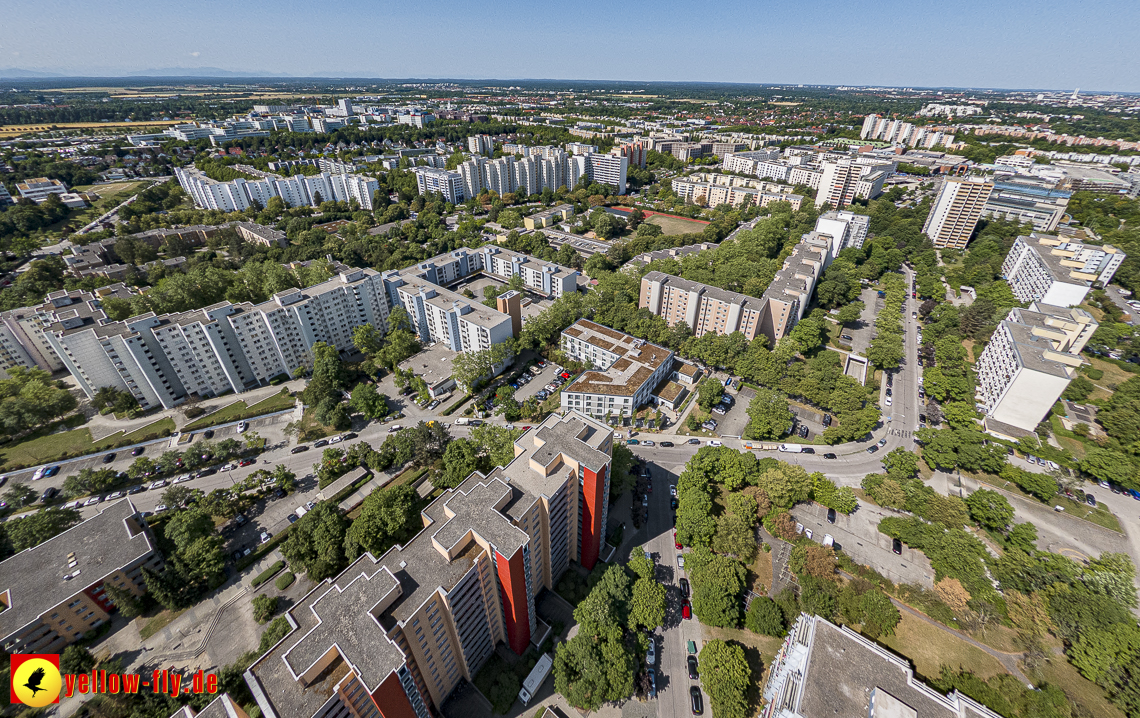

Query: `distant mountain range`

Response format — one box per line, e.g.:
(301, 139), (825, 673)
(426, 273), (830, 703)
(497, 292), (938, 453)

(0, 68), (64, 78)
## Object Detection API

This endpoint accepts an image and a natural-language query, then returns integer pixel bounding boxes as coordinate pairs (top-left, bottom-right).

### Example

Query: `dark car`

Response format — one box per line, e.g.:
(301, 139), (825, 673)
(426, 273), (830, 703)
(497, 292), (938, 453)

(801, 447), (815, 454)
(127, 485), (145, 494)
(822, 414), (832, 427)
(690, 687), (703, 715)
(314, 439), (329, 447)
(798, 425), (809, 438)
(102, 452), (116, 463)
(679, 578), (690, 597)
(670, 498), (679, 510)
(827, 508), (836, 524)
(287, 514), (299, 524)
(41, 486), (59, 502)
(131, 446), (145, 456)
(867, 445), (879, 454)
(687, 656), (699, 680)
(204, 430), (214, 439)
(290, 445), (309, 454)
(660, 441), (674, 448)
(196, 467), (217, 477)
(892, 538), (903, 555)
(1085, 493), (1097, 507)
(823, 453), (837, 459)
(43, 466), (60, 477)
(840, 334), (853, 341)
(342, 432), (358, 440)
(688, 438), (701, 445)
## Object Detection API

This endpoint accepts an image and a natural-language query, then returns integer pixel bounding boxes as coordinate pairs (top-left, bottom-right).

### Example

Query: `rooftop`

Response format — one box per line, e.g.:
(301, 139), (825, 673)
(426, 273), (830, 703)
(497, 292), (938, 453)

(563, 319), (673, 398)
(0, 500), (155, 642)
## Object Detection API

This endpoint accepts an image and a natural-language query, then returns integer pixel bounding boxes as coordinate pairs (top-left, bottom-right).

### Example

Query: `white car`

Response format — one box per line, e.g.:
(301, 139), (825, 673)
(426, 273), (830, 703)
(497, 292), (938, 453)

(154, 504), (168, 513)
(237, 421), (248, 433)
(641, 440), (655, 447)
(260, 531), (272, 544)
(150, 479), (169, 489)
(670, 485), (677, 497)
(677, 554), (685, 569)
(84, 496), (103, 506)
(885, 396), (893, 407)
(329, 436), (343, 444)
(174, 475), (193, 483)
(804, 528), (813, 539)
(708, 440), (723, 447)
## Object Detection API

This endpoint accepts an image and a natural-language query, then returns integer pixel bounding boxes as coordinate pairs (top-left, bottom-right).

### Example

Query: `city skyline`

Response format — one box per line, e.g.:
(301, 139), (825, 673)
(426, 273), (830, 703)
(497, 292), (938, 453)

(3, 0), (1139, 91)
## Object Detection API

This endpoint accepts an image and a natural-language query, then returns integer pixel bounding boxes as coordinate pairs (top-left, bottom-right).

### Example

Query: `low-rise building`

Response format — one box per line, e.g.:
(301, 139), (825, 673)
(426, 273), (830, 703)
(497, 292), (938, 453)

(1002, 232), (1125, 306)
(671, 176), (803, 210)
(244, 412), (615, 718)
(762, 613), (1002, 718)
(560, 320), (677, 419)
(0, 499), (162, 653)
(983, 175), (1071, 232)
(523, 204), (574, 230)
(15, 177), (68, 203)
(233, 221), (288, 248)
(975, 303), (1096, 436)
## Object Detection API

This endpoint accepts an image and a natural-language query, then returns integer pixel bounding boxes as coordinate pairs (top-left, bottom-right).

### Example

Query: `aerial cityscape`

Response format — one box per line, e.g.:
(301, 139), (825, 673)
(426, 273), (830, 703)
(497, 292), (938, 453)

(2, 9), (1140, 718)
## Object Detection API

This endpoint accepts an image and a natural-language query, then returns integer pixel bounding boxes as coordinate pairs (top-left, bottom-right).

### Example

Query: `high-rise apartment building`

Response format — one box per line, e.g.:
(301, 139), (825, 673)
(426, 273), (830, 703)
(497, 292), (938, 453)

(640, 232), (831, 346)
(244, 412), (614, 718)
(922, 177), (994, 249)
(459, 152), (626, 197)
(468, 134), (494, 156)
(817, 160), (862, 209)
(975, 303), (1096, 436)
(175, 168), (380, 212)
(0, 500), (162, 654)
(611, 140), (648, 168)
(814, 210), (871, 255)
(411, 167), (465, 203)
(1002, 233), (1126, 306)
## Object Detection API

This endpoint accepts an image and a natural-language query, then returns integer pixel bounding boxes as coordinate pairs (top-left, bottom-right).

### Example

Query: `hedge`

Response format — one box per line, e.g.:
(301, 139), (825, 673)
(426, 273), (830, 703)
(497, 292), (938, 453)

(441, 394), (472, 416)
(275, 572), (296, 590)
(251, 560), (286, 588)
(1086, 368), (1104, 380)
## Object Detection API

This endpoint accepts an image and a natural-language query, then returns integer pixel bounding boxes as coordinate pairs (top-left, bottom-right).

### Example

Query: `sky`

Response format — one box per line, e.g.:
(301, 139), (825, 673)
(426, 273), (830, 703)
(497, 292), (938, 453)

(3, 0), (1139, 92)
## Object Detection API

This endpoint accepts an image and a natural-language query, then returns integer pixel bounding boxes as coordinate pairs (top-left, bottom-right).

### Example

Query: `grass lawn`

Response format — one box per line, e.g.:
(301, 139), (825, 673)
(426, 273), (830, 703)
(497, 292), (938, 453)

(1036, 656), (1126, 718)
(1088, 356), (1134, 393)
(184, 391), (295, 430)
(646, 214), (709, 236)
(748, 546), (773, 595)
(961, 339), (976, 363)
(878, 612), (1008, 682)
(0, 417), (175, 471)
(138, 607), (188, 640)
(295, 408), (338, 442)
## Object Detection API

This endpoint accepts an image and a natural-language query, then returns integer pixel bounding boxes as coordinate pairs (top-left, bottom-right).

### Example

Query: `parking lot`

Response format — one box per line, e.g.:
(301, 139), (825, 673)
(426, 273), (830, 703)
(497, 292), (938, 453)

(791, 503), (935, 588)
(513, 360), (566, 402)
(711, 386), (753, 438)
(841, 286), (882, 356)
(789, 403), (829, 441)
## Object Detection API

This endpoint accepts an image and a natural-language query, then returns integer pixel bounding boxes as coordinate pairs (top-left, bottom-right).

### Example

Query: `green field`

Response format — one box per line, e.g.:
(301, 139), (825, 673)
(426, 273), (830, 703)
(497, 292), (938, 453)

(646, 214), (709, 236)
(0, 417), (176, 471)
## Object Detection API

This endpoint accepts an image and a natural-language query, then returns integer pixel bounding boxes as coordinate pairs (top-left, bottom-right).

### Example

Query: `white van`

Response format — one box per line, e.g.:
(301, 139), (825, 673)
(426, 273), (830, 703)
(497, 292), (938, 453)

(779, 444), (804, 453)
(454, 418), (470, 425)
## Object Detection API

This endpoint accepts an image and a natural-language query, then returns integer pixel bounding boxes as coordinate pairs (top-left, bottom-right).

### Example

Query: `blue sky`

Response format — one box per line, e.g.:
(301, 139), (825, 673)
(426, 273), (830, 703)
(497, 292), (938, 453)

(3, 0), (1139, 91)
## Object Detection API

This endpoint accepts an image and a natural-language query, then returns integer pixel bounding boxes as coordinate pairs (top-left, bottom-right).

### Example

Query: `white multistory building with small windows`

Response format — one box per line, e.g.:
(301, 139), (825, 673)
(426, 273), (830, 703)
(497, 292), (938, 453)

(559, 320), (677, 419)
(1002, 232), (1126, 307)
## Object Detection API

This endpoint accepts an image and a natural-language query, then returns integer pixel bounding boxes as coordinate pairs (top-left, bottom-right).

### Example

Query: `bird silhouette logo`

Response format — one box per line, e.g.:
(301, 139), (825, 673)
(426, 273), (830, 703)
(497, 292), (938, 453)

(10, 654), (61, 706)
(24, 667), (46, 696)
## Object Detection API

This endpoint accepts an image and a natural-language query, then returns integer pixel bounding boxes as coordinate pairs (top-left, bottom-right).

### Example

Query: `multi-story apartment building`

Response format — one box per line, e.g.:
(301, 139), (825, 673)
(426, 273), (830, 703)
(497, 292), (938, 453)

(565, 142), (599, 155)
(922, 176), (994, 249)
(787, 165), (823, 190)
(711, 142), (748, 158)
(560, 320), (677, 418)
(411, 167), (465, 203)
(0, 184), (12, 206)
(0, 284), (136, 377)
(0, 500), (162, 654)
(814, 210), (871, 254)
(244, 412), (614, 718)
(468, 134), (494, 156)
(721, 149), (783, 175)
(860, 115), (957, 150)
(460, 152), (627, 197)
(175, 167), (380, 212)
(763, 614), (1002, 718)
(671, 177), (803, 210)
(975, 303), (1096, 436)
(983, 175), (1071, 232)
(818, 159), (892, 209)
(611, 140), (648, 168)
(1001, 232), (1126, 306)
(381, 271), (514, 354)
(640, 232), (831, 345)
(627, 242), (718, 270)
(47, 269), (393, 411)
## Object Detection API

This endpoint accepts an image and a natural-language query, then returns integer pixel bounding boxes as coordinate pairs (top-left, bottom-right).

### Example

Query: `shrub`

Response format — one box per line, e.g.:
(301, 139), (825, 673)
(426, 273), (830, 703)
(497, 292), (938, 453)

(253, 594), (279, 624)
(1086, 368), (1104, 380)
(275, 572), (296, 590)
(251, 560), (286, 588)
(745, 596), (786, 636)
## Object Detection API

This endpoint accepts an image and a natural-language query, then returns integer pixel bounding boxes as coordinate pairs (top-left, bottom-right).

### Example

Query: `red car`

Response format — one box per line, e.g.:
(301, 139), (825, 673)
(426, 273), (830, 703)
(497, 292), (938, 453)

(239, 458), (255, 467)
(560, 372), (570, 379)
(682, 601), (692, 620)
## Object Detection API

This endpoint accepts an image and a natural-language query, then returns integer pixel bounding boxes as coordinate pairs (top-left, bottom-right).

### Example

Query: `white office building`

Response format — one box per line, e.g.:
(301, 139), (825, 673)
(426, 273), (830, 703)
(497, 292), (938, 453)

(1002, 233), (1126, 306)
(975, 303), (1096, 436)
(412, 167), (465, 203)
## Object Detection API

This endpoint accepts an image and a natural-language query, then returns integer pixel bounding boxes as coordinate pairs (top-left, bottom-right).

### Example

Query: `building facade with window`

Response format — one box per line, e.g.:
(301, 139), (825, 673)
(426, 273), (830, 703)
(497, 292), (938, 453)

(244, 412), (613, 718)
(559, 320), (677, 418)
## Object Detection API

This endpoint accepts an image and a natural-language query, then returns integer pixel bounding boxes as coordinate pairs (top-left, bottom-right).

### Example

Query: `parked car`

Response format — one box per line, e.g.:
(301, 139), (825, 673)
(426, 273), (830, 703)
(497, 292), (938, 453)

(43, 466), (60, 477)
(314, 439), (329, 447)
(204, 430), (214, 439)
(877, 438), (887, 447)
(892, 538), (902, 555)
(867, 445), (879, 454)
(682, 601), (692, 620)
(661, 441), (674, 447)
(237, 421), (248, 433)
(642, 440), (655, 447)
(677, 554), (685, 569)
(627, 439), (640, 445)
(291, 445), (309, 454)
(688, 438), (701, 445)
(646, 638), (656, 665)
(827, 508), (836, 524)
(823, 453), (837, 459)
(670, 485), (677, 497)
(689, 688), (703, 715)
(679, 578), (690, 597)
(1086, 493), (1097, 507)
(287, 514), (299, 524)
(260, 531), (272, 544)
(707, 440), (723, 447)
(102, 453), (116, 463)
(687, 656), (699, 680)
(132, 447), (145, 456)
(822, 414), (832, 427)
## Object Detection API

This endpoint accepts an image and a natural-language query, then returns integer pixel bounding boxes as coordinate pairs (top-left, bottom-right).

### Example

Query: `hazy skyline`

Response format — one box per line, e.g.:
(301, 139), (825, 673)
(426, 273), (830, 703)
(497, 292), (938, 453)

(3, 0), (1139, 92)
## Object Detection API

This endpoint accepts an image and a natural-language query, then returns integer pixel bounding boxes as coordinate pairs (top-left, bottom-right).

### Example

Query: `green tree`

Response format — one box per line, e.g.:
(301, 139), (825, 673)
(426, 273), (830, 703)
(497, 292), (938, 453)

(744, 387), (794, 440)
(964, 489), (1014, 532)
(344, 484), (418, 558)
(437, 438), (480, 489)
(280, 502), (349, 580)
(352, 323), (383, 357)
(687, 547), (745, 627)
(165, 508), (214, 551)
(253, 593), (279, 624)
(60, 645), (97, 675)
(699, 640), (752, 718)
(745, 596), (786, 636)
(858, 590), (901, 639)
(698, 379), (725, 412)
(630, 577), (667, 630)
(103, 582), (142, 618)
(756, 463), (812, 508)
(349, 382), (389, 419)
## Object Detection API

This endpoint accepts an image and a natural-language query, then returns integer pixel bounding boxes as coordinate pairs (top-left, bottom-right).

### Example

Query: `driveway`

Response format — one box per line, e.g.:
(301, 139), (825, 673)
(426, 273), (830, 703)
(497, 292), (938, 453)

(713, 387), (753, 438)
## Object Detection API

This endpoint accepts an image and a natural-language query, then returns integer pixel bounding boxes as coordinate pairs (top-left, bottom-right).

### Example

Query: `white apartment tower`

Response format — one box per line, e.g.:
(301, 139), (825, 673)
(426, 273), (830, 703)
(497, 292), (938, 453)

(814, 211), (871, 255)
(468, 134), (494, 156)
(412, 167), (465, 203)
(817, 160), (862, 210)
(923, 176), (994, 249)
(1002, 233), (1126, 307)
